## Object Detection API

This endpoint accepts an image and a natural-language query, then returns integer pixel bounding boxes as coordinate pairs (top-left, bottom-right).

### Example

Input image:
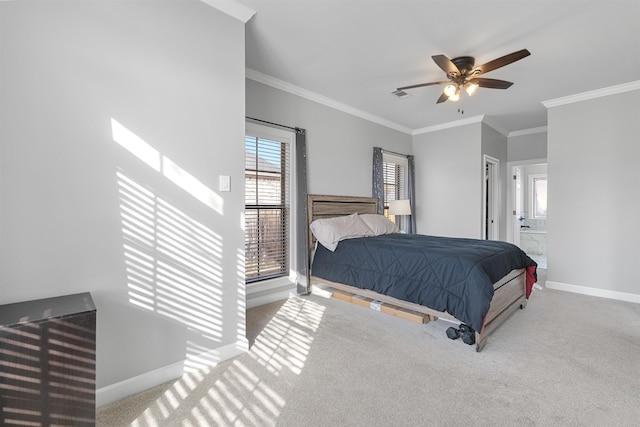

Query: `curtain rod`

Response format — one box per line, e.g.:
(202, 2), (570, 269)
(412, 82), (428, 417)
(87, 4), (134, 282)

(381, 148), (412, 158)
(246, 116), (305, 134)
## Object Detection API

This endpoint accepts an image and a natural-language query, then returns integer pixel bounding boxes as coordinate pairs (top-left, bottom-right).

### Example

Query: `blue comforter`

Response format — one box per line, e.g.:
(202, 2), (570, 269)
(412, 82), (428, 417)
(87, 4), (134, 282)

(311, 233), (537, 331)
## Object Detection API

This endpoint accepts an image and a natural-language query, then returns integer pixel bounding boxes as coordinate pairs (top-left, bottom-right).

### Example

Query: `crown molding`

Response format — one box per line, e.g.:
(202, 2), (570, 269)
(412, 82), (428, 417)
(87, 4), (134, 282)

(200, 0), (256, 23)
(248, 67), (614, 137)
(481, 116), (510, 136)
(509, 126), (548, 137)
(412, 115), (485, 135)
(246, 68), (413, 135)
(542, 80), (640, 108)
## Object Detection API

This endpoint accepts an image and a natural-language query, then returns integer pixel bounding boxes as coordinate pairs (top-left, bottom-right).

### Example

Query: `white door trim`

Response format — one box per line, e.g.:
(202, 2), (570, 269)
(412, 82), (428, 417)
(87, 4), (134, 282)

(505, 158), (548, 245)
(482, 155), (500, 240)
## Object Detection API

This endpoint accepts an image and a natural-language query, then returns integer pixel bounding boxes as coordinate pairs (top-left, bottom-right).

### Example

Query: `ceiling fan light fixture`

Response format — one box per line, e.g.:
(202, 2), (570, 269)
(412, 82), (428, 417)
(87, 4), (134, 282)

(464, 81), (479, 96)
(396, 49), (530, 106)
(443, 84), (458, 97)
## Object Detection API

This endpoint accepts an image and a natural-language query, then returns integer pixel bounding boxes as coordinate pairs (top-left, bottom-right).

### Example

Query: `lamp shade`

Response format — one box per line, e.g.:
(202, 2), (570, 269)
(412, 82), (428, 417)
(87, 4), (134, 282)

(443, 84), (457, 97)
(464, 81), (479, 96)
(388, 199), (411, 216)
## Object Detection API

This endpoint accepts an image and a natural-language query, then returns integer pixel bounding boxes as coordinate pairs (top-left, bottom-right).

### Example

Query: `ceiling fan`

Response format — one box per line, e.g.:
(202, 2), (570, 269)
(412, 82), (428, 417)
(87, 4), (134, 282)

(397, 49), (531, 104)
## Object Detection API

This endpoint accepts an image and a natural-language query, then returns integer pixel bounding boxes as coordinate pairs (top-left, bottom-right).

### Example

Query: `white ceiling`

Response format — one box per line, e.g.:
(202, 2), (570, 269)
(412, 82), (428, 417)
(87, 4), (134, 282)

(239, 0), (640, 135)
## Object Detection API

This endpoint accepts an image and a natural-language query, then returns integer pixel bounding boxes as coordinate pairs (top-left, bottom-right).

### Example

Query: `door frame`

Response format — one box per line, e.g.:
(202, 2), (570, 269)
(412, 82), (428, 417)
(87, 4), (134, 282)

(482, 155), (499, 240)
(505, 158), (548, 245)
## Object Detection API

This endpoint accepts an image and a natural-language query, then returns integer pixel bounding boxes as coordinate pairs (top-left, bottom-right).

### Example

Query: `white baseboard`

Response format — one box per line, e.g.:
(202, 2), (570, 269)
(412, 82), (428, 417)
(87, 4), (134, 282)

(96, 360), (184, 408)
(545, 281), (640, 304)
(96, 340), (248, 408)
(246, 286), (295, 309)
(183, 339), (249, 374)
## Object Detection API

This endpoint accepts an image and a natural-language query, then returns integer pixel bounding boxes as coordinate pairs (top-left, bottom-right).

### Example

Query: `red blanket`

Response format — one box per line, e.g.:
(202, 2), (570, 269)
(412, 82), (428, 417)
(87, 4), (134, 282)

(526, 265), (537, 298)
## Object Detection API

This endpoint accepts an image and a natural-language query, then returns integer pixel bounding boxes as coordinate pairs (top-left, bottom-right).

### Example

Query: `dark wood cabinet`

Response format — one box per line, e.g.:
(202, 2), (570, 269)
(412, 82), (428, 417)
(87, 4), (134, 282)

(0, 293), (96, 426)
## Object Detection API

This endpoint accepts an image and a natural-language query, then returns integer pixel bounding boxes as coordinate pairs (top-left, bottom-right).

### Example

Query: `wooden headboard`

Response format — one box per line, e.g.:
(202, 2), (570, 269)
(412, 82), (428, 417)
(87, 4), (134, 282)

(307, 194), (379, 255)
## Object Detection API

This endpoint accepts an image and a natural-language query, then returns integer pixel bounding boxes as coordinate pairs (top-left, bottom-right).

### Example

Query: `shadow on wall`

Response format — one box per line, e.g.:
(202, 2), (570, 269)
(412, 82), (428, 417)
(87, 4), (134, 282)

(113, 118), (228, 371)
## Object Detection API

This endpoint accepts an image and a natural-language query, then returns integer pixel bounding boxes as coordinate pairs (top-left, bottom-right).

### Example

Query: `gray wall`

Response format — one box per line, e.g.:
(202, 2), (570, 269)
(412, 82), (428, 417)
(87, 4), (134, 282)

(546, 89), (640, 296)
(508, 131), (547, 161)
(246, 79), (412, 196)
(0, 0), (247, 402)
(412, 121), (508, 240)
(412, 123), (483, 238)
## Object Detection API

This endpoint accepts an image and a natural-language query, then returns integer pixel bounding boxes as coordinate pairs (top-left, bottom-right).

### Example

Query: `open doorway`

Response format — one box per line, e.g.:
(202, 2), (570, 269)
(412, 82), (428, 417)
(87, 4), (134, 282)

(507, 161), (548, 269)
(483, 155), (499, 240)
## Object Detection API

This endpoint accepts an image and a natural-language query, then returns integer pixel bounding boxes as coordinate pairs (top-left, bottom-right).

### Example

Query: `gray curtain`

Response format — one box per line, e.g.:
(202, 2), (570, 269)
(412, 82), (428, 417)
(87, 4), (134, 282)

(372, 147), (384, 214)
(295, 128), (310, 294)
(407, 155), (417, 234)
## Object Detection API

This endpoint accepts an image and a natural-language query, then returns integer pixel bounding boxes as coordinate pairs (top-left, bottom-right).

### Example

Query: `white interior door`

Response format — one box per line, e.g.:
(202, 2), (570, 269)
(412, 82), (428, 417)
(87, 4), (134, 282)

(512, 166), (522, 247)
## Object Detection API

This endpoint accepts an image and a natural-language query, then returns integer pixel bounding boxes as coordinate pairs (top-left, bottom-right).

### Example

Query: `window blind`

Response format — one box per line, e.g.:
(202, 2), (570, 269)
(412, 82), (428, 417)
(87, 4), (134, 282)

(244, 135), (290, 283)
(382, 154), (407, 222)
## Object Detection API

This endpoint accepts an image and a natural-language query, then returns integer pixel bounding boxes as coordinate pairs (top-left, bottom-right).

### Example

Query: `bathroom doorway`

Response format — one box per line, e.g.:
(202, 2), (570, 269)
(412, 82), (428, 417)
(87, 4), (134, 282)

(507, 161), (548, 269)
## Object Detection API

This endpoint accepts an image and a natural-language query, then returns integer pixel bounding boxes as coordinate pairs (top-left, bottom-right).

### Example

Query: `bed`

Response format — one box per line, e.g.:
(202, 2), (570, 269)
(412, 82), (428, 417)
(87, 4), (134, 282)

(307, 194), (537, 351)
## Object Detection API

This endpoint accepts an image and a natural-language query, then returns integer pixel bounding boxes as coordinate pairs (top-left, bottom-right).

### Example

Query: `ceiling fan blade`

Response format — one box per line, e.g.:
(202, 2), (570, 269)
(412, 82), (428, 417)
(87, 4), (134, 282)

(436, 92), (449, 104)
(397, 80), (449, 91)
(432, 54), (460, 77)
(473, 49), (530, 75)
(470, 78), (514, 89)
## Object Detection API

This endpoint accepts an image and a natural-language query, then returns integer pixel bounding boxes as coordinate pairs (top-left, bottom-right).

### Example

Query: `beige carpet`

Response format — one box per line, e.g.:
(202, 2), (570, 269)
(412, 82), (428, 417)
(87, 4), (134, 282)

(97, 274), (640, 426)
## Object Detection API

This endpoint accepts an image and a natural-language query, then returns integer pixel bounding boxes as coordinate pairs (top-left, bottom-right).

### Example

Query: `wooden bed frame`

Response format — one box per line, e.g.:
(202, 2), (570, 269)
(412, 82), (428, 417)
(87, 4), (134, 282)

(307, 194), (528, 352)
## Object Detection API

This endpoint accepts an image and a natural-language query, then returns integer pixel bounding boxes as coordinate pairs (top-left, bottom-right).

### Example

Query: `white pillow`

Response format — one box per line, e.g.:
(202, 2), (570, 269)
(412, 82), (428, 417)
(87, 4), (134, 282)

(310, 213), (374, 251)
(359, 214), (399, 235)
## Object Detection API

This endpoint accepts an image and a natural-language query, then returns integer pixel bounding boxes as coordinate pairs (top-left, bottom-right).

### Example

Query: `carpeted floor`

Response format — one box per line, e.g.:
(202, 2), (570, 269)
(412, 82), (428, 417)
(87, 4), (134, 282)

(97, 273), (640, 426)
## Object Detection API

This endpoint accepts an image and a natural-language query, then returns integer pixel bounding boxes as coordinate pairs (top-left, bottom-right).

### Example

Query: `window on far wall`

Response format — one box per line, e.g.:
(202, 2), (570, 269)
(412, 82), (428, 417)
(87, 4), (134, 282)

(530, 174), (547, 219)
(382, 152), (408, 230)
(244, 126), (292, 284)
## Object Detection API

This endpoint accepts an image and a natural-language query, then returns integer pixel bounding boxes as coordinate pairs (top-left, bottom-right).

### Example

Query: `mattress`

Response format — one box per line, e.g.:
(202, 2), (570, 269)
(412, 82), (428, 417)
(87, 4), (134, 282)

(311, 233), (537, 331)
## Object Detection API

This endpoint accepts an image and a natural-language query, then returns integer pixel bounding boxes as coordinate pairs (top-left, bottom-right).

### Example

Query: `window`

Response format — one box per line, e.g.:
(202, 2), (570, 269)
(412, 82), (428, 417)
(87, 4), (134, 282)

(382, 153), (408, 230)
(244, 126), (292, 284)
(532, 176), (547, 219)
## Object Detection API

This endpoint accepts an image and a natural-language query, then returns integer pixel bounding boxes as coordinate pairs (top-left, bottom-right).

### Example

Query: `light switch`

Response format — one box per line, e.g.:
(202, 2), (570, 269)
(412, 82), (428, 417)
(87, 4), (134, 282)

(219, 175), (230, 192)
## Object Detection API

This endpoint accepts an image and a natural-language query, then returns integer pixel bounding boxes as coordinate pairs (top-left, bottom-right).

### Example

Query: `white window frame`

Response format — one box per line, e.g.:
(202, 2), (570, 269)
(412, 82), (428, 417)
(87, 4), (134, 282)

(529, 173), (547, 219)
(244, 122), (297, 294)
(382, 152), (409, 232)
